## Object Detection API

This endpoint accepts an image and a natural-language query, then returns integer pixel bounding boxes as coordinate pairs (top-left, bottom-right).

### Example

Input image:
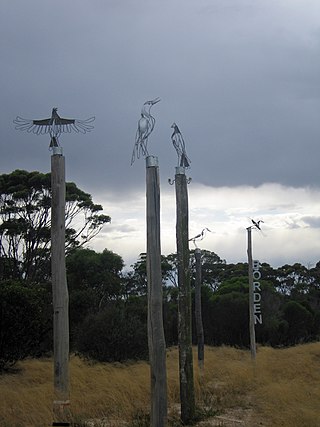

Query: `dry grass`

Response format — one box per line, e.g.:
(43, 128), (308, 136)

(0, 343), (319, 426)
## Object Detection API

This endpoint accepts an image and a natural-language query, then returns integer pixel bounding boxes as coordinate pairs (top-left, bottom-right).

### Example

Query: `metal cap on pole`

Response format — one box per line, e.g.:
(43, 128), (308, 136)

(146, 155), (159, 168)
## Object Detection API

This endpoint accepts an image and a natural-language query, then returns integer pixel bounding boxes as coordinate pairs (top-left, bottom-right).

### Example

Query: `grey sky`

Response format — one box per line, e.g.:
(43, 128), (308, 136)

(1, 0), (320, 267)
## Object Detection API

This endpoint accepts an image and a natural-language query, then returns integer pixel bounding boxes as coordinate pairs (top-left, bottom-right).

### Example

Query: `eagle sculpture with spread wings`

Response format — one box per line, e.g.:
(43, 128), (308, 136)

(14, 108), (95, 147)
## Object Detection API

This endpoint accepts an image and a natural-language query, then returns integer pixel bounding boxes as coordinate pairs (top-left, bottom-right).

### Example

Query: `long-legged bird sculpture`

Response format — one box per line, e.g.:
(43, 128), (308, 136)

(131, 98), (160, 165)
(171, 122), (191, 168)
(14, 108), (95, 147)
(189, 228), (212, 248)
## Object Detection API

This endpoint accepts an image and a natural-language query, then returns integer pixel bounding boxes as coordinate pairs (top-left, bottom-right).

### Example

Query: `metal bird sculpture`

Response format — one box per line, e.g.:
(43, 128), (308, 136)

(131, 97), (160, 165)
(189, 227), (212, 248)
(171, 122), (191, 168)
(251, 219), (264, 231)
(14, 108), (95, 147)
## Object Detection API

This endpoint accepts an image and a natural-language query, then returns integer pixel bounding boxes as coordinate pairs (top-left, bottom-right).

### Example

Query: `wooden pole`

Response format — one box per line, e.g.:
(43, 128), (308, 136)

(146, 156), (167, 427)
(175, 167), (195, 425)
(194, 247), (204, 373)
(51, 147), (70, 426)
(247, 227), (256, 361)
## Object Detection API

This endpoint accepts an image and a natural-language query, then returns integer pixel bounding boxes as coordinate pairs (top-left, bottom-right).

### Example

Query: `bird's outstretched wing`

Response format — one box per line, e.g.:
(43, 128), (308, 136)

(58, 116), (95, 134)
(13, 116), (51, 135)
(14, 115), (95, 136)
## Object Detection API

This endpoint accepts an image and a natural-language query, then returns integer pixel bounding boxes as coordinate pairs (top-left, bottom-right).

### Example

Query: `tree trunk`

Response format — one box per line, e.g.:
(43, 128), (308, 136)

(146, 156), (167, 427)
(247, 227), (256, 361)
(175, 168), (195, 425)
(51, 150), (70, 425)
(195, 247), (204, 372)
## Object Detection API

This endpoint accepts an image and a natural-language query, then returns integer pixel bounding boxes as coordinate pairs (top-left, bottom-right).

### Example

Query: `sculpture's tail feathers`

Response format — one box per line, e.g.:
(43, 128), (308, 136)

(180, 153), (191, 168)
(49, 136), (59, 148)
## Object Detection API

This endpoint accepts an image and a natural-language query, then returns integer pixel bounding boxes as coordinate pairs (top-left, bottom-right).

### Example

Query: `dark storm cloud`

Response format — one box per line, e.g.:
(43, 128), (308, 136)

(1, 0), (320, 197)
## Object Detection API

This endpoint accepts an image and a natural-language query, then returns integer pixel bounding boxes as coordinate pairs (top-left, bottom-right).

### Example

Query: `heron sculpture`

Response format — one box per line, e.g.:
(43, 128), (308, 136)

(14, 107), (95, 147)
(189, 228), (212, 248)
(131, 97), (160, 165)
(171, 122), (191, 168)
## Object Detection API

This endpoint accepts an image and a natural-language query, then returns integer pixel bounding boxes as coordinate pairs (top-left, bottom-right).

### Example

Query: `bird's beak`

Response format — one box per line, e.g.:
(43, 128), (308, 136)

(151, 97), (161, 105)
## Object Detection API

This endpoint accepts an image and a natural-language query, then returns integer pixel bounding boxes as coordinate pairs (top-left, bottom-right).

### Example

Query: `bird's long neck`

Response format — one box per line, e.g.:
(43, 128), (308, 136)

(141, 105), (153, 119)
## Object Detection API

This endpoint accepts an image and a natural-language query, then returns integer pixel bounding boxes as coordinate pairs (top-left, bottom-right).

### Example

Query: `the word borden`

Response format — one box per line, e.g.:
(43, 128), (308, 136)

(253, 259), (263, 325)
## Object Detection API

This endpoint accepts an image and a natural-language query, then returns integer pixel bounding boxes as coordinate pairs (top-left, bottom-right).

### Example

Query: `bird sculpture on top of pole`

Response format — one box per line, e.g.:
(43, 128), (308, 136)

(14, 107), (95, 149)
(251, 219), (264, 231)
(189, 228), (212, 248)
(132, 98), (167, 426)
(14, 107), (94, 426)
(131, 97), (161, 165)
(171, 122), (191, 168)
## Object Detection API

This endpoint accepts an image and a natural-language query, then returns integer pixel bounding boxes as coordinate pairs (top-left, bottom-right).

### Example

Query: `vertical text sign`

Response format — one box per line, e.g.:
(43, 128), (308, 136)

(253, 260), (262, 325)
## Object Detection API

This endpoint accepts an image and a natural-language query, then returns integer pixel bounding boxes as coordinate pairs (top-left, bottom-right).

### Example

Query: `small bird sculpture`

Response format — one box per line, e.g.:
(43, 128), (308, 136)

(14, 108), (95, 147)
(251, 219), (264, 230)
(131, 98), (160, 165)
(171, 122), (191, 168)
(189, 228), (212, 248)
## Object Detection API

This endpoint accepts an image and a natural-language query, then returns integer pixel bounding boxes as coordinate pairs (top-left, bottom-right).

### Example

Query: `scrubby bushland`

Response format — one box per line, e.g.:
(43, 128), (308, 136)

(0, 281), (52, 371)
(76, 298), (148, 362)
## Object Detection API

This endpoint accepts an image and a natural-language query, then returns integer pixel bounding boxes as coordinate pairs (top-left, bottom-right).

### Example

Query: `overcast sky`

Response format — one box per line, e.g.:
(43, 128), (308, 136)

(1, 0), (320, 268)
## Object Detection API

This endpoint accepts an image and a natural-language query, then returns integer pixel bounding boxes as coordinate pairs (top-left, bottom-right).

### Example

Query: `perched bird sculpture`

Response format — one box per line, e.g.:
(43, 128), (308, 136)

(14, 108), (95, 147)
(189, 228), (212, 248)
(171, 122), (191, 168)
(131, 98), (160, 165)
(251, 219), (264, 230)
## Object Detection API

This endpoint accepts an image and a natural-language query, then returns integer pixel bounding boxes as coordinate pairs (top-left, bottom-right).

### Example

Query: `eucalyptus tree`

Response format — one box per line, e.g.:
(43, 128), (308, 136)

(0, 169), (110, 282)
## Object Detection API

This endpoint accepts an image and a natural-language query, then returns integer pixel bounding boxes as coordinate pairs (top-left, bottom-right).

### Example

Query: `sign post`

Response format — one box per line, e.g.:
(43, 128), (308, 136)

(247, 223), (263, 361)
(247, 226), (256, 360)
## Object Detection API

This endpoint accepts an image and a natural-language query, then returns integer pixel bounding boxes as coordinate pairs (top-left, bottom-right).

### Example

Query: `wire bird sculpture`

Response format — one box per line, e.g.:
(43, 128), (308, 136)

(250, 219), (264, 230)
(171, 123), (191, 168)
(248, 218), (266, 236)
(131, 98), (160, 165)
(189, 228), (212, 248)
(14, 108), (95, 147)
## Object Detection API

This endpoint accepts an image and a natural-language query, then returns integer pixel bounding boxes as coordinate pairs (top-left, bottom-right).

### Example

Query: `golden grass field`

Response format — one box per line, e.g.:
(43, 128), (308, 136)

(0, 343), (319, 427)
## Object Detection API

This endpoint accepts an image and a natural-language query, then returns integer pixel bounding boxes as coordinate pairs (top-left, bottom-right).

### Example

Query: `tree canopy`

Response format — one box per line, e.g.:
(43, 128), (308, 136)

(0, 169), (110, 282)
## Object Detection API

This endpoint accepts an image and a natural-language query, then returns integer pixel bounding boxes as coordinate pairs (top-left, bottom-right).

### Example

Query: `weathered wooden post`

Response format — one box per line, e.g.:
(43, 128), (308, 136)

(132, 99), (167, 427)
(247, 226), (256, 361)
(146, 155), (167, 427)
(51, 145), (70, 425)
(175, 167), (195, 424)
(14, 108), (95, 426)
(170, 124), (195, 424)
(194, 247), (204, 372)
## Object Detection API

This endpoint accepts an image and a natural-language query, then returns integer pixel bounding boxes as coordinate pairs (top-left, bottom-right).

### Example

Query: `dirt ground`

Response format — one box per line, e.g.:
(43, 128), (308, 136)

(84, 406), (265, 427)
(195, 407), (265, 426)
